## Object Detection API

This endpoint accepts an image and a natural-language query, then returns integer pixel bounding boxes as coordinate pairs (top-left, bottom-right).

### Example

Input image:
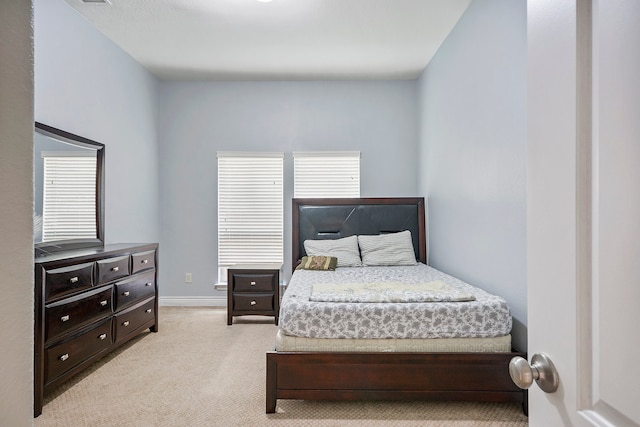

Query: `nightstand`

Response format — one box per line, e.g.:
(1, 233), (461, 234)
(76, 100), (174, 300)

(227, 263), (281, 325)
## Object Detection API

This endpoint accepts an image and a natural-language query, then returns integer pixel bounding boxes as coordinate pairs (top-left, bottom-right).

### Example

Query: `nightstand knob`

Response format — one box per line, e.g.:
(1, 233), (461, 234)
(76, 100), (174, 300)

(145, 309), (152, 313)
(59, 353), (69, 362)
(123, 321), (130, 327)
(123, 291), (130, 296)
(250, 300), (257, 306)
(112, 266), (119, 272)
(70, 276), (79, 284)
(141, 259), (148, 264)
(100, 300), (108, 307)
(98, 333), (107, 340)
(250, 281), (256, 286)
(145, 282), (152, 287)
(60, 315), (70, 322)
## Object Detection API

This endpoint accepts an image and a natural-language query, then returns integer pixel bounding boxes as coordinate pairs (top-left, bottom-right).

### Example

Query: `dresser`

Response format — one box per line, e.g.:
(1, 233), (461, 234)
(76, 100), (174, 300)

(227, 263), (281, 325)
(34, 243), (159, 417)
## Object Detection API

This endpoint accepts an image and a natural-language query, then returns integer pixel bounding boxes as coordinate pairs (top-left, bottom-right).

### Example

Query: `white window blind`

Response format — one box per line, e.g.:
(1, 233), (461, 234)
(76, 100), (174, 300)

(42, 153), (97, 242)
(217, 152), (283, 282)
(293, 151), (360, 198)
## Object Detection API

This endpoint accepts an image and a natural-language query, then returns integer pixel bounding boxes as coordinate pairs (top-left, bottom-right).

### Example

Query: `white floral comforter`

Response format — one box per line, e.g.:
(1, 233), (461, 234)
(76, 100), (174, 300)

(279, 264), (512, 339)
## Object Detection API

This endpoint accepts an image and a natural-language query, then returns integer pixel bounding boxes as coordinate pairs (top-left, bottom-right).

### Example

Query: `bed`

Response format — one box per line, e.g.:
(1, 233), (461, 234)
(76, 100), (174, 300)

(266, 197), (526, 414)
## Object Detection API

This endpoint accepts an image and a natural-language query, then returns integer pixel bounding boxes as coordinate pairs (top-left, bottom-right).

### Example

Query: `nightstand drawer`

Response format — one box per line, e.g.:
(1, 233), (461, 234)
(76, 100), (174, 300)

(233, 293), (274, 311)
(44, 262), (94, 302)
(232, 273), (276, 292)
(45, 286), (113, 343)
(44, 318), (112, 385)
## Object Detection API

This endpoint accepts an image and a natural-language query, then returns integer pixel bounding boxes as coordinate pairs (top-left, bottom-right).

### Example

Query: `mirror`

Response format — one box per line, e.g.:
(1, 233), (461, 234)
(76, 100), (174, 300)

(34, 122), (104, 255)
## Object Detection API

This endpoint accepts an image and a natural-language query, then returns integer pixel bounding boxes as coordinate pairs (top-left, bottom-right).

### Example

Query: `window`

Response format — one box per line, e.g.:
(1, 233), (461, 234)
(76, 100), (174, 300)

(41, 152), (97, 242)
(293, 151), (360, 198)
(217, 152), (283, 282)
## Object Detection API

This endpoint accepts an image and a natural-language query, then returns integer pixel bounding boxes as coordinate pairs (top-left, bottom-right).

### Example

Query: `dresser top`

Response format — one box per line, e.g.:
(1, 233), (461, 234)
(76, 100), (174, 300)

(228, 263), (282, 271)
(35, 243), (158, 265)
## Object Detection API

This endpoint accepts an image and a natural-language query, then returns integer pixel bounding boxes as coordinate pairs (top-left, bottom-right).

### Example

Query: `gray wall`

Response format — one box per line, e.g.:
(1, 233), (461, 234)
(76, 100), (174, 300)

(417, 0), (527, 351)
(157, 81), (418, 298)
(0, 0), (35, 424)
(35, 0), (160, 246)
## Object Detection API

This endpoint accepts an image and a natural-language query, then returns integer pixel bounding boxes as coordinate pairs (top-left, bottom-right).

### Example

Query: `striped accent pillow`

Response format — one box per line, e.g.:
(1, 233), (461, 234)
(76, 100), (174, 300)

(296, 256), (338, 271)
(358, 230), (418, 266)
(304, 235), (362, 267)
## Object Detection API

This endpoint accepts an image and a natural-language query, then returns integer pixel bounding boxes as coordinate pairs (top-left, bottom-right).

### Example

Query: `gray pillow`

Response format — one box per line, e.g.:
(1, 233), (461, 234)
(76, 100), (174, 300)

(358, 230), (417, 266)
(304, 235), (362, 267)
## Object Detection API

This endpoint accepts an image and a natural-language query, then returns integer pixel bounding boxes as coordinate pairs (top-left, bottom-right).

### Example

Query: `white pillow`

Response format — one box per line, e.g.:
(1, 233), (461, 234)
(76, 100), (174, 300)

(304, 235), (362, 267)
(358, 230), (417, 266)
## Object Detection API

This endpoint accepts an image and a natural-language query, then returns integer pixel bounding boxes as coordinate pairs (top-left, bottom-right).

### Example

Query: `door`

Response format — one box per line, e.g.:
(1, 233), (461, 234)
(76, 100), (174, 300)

(527, 1), (640, 426)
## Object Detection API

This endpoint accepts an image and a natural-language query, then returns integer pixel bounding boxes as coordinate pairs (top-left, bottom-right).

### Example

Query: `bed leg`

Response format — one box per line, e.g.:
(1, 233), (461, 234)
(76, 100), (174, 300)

(266, 396), (276, 414)
(266, 352), (277, 413)
(522, 389), (529, 416)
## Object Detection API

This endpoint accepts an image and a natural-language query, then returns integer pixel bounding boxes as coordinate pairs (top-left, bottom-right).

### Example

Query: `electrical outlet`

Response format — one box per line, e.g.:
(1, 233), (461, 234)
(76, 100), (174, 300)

(185, 273), (192, 283)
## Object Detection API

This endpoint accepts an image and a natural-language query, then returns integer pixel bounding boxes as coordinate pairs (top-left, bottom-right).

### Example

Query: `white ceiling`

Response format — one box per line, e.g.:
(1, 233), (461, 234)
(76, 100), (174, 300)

(64, 0), (471, 81)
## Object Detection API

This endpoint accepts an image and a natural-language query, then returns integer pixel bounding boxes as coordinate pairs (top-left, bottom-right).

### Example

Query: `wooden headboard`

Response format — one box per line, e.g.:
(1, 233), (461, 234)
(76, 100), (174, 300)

(292, 197), (426, 268)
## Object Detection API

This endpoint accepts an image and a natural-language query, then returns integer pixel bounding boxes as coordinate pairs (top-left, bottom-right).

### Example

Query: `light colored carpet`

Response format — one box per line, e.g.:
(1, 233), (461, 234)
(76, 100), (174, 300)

(35, 307), (528, 427)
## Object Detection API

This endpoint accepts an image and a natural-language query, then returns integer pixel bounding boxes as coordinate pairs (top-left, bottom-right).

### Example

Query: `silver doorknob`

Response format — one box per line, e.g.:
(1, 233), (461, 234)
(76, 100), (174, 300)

(509, 353), (559, 393)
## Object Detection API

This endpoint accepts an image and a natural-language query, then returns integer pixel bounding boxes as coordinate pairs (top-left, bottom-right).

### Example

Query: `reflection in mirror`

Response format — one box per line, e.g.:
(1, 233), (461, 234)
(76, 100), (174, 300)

(34, 123), (104, 254)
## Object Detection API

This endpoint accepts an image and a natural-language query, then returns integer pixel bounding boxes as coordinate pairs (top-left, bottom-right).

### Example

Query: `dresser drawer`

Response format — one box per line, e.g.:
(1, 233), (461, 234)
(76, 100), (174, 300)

(113, 298), (155, 343)
(96, 255), (130, 284)
(131, 250), (156, 274)
(45, 286), (113, 343)
(233, 293), (274, 311)
(44, 318), (112, 385)
(44, 262), (94, 302)
(114, 272), (155, 311)
(232, 273), (277, 292)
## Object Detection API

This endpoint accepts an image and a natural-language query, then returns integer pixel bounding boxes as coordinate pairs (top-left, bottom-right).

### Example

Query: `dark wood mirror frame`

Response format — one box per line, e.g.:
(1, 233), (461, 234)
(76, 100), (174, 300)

(34, 122), (105, 255)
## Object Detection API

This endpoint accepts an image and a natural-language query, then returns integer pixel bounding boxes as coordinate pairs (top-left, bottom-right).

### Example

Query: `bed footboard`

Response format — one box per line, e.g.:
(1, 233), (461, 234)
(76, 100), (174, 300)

(266, 351), (527, 414)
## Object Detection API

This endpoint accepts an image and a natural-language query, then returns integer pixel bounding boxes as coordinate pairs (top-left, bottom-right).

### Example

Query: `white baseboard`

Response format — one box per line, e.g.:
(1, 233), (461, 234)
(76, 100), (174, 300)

(159, 296), (226, 307)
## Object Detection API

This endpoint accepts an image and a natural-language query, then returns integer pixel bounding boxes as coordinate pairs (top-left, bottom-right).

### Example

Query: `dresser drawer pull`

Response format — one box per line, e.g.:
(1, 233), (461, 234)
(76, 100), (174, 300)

(123, 321), (130, 327)
(141, 259), (149, 264)
(250, 300), (257, 306)
(111, 266), (119, 272)
(59, 353), (69, 362)
(60, 315), (70, 322)
(69, 276), (79, 284)
(250, 281), (257, 286)
(99, 333), (107, 340)
(145, 282), (153, 287)
(100, 300), (108, 307)
(123, 291), (130, 297)
(145, 309), (152, 313)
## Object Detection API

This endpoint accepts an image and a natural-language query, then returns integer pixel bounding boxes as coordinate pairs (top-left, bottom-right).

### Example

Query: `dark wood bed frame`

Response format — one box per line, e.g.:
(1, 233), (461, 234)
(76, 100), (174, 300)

(266, 197), (527, 414)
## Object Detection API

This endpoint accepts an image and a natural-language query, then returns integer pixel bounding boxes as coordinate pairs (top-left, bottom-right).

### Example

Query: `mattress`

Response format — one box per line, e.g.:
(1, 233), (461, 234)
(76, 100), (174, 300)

(278, 263), (512, 340)
(275, 330), (512, 352)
